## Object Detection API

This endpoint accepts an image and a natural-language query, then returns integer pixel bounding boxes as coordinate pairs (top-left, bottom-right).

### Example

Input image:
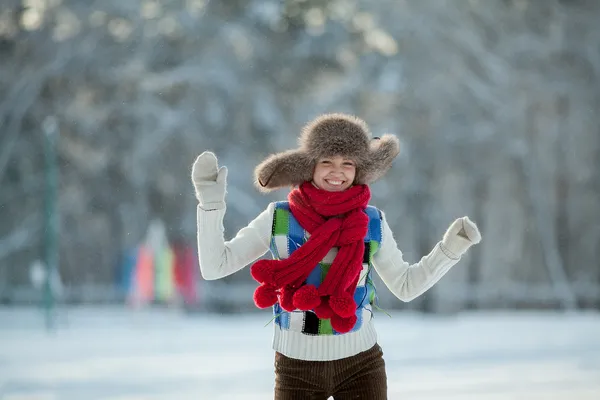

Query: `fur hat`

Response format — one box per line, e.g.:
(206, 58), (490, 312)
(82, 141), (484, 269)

(254, 113), (401, 192)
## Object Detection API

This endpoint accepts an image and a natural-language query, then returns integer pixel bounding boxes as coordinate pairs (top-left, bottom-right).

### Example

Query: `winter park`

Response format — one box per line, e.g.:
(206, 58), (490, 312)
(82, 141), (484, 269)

(1, 1), (600, 399)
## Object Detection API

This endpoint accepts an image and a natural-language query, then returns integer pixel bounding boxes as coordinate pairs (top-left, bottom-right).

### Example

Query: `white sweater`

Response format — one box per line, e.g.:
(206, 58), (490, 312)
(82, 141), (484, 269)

(196, 202), (462, 361)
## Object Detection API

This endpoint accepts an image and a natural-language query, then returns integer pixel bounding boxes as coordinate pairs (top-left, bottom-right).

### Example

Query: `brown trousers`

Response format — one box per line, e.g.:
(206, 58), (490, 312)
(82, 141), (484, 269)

(274, 344), (387, 400)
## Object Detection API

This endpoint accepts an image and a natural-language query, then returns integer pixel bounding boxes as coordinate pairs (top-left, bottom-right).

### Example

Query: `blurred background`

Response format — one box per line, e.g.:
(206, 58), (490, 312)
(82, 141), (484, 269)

(1, 0), (599, 399)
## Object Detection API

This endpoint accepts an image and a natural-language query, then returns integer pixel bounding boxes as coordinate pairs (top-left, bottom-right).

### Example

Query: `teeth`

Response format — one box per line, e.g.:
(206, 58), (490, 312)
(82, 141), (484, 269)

(327, 180), (343, 185)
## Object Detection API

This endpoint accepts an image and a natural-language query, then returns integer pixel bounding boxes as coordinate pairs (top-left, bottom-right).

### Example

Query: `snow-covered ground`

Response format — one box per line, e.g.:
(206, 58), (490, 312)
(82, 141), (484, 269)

(1, 306), (599, 400)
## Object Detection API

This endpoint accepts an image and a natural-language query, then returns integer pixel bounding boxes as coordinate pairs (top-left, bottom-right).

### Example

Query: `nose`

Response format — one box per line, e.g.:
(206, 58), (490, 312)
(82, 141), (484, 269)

(329, 169), (344, 178)
(332, 163), (344, 173)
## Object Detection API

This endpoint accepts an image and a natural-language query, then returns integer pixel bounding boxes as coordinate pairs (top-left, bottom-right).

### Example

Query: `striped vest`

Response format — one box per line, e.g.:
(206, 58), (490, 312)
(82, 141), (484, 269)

(270, 201), (383, 336)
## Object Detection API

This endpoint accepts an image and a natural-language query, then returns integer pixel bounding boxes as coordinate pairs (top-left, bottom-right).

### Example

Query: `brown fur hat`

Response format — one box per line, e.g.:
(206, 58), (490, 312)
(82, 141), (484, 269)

(254, 113), (400, 192)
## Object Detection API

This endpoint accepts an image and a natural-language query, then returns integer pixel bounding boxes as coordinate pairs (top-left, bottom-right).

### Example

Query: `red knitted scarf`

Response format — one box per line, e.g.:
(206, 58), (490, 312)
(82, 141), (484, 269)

(250, 182), (371, 333)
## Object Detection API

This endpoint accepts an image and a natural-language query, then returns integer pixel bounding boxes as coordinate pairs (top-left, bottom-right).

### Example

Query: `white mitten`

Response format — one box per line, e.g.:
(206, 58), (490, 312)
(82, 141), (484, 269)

(441, 216), (481, 258)
(191, 151), (228, 210)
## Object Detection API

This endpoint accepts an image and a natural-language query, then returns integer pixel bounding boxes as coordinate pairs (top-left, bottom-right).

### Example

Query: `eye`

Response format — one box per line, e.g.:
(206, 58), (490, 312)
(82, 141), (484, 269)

(343, 161), (355, 167)
(320, 160), (332, 165)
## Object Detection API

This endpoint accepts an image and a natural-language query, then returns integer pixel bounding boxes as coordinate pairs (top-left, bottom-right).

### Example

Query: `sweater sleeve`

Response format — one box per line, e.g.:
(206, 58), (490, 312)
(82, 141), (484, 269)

(196, 202), (274, 280)
(372, 211), (461, 302)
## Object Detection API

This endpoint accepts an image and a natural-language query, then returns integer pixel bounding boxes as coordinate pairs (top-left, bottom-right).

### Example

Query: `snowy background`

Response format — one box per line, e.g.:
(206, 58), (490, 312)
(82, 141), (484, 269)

(2, 307), (599, 399)
(2, 0), (600, 312)
(2, 1), (600, 398)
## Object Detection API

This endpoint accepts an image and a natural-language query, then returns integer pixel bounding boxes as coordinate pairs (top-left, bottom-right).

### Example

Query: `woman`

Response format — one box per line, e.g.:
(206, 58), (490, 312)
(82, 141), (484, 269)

(191, 113), (481, 399)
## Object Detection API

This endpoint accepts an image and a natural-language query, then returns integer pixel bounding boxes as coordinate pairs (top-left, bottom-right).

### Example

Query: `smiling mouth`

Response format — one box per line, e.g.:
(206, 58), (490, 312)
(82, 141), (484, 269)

(325, 179), (344, 186)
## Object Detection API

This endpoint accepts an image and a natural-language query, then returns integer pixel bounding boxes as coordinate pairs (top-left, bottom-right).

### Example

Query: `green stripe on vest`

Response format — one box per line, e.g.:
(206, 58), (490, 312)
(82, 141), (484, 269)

(273, 207), (290, 236)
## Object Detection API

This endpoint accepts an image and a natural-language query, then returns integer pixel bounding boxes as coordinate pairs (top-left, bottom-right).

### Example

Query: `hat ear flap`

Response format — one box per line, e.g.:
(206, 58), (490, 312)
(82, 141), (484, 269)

(356, 134), (400, 184)
(254, 150), (314, 192)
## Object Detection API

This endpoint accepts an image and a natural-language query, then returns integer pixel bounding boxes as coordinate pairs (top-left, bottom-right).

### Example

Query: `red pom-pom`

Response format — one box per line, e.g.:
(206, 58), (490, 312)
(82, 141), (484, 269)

(331, 314), (357, 334)
(329, 294), (356, 318)
(250, 260), (274, 284)
(278, 286), (296, 312)
(253, 284), (278, 308)
(292, 284), (321, 311)
(314, 299), (333, 319)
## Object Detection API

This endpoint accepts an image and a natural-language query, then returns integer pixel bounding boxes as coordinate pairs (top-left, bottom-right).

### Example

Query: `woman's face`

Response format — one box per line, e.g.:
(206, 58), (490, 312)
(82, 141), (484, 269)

(312, 155), (356, 192)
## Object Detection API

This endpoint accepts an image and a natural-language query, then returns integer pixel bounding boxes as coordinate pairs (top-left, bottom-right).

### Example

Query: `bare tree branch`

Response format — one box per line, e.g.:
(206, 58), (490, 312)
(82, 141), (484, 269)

(0, 55), (72, 183)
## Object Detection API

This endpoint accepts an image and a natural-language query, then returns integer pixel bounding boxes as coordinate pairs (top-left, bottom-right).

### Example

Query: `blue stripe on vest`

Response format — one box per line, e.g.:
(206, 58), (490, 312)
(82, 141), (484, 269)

(365, 206), (382, 244)
(353, 308), (363, 331)
(305, 265), (322, 286)
(354, 285), (367, 305)
(274, 303), (290, 329)
(288, 210), (304, 255)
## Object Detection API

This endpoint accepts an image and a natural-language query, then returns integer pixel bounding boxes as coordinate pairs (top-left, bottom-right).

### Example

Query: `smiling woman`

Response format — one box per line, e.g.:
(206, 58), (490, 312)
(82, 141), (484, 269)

(312, 156), (356, 192)
(191, 112), (482, 399)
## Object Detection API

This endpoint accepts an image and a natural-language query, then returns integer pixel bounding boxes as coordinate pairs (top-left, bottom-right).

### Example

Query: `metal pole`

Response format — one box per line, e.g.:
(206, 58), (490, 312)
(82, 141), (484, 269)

(43, 116), (59, 331)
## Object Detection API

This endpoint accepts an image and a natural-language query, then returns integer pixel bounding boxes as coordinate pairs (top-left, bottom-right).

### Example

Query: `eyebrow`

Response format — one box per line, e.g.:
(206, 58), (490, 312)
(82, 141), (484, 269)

(320, 158), (355, 163)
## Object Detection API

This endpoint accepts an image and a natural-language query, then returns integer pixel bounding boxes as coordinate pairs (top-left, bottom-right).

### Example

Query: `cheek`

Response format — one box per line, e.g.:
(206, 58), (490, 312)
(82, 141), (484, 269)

(312, 166), (325, 180)
(347, 168), (356, 180)
(313, 166), (329, 178)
